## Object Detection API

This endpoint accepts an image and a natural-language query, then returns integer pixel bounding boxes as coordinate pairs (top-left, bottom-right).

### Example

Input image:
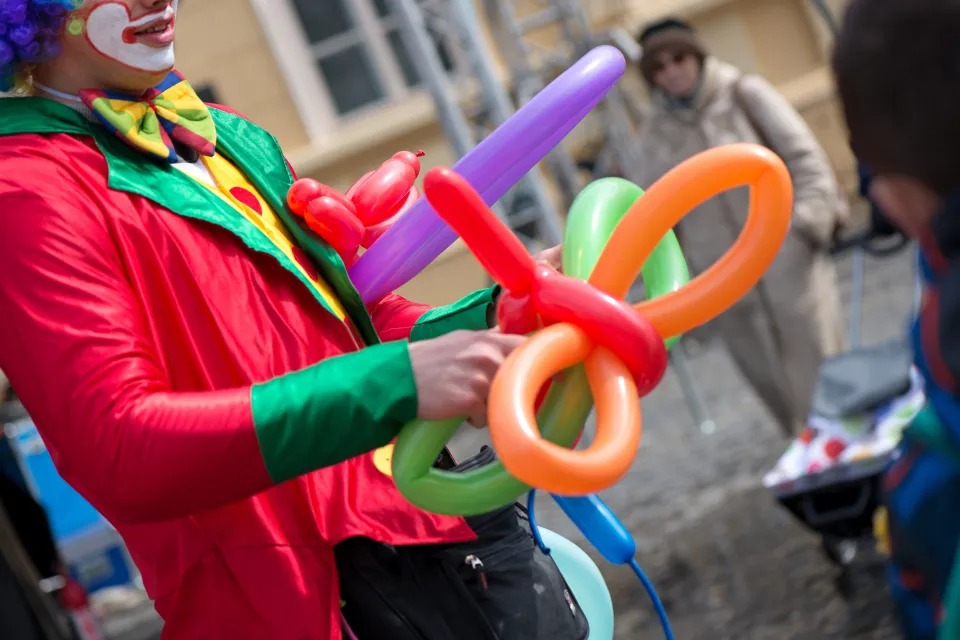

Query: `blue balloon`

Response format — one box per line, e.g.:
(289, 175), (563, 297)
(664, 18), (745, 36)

(551, 494), (636, 565)
(539, 528), (615, 640)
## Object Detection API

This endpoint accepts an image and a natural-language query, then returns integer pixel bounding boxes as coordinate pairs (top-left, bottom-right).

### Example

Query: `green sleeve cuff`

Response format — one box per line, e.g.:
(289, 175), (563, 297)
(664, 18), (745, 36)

(409, 286), (500, 342)
(251, 341), (418, 483)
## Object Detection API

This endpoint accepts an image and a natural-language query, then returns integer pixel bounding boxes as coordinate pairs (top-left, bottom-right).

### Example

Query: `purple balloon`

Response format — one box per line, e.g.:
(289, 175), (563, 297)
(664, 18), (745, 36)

(349, 45), (626, 303)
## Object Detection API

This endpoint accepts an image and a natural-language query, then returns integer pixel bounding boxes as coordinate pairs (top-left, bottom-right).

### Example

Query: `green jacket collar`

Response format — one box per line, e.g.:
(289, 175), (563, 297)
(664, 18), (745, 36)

(0, 97), (380, 344)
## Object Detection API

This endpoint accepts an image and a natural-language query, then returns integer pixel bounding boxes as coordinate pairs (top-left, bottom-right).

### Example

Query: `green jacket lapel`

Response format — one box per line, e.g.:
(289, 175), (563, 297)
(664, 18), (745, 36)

(210, 109), (379, 344)
(0, 98), (380, 344)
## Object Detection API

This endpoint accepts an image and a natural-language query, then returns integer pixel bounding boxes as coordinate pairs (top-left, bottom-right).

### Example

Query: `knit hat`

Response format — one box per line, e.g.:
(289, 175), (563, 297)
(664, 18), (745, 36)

(637, 18), (707, 85)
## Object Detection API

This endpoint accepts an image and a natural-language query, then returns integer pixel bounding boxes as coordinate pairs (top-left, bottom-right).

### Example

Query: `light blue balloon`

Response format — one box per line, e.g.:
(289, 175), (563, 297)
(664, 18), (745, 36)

(539, 528), (615, 640)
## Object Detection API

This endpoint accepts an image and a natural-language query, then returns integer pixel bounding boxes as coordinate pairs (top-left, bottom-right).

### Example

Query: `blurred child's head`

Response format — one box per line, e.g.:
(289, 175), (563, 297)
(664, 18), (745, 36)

(833, 0), (960, 238)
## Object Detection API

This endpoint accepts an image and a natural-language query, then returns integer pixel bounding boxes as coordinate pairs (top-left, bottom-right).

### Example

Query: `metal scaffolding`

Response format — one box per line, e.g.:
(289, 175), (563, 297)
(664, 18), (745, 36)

(480, 0), (648, 196)
(393, 0), (564, 251)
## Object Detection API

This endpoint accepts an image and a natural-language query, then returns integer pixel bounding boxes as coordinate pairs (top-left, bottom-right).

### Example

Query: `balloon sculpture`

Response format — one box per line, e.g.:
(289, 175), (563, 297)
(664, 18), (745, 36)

(391, 144), (791, 515)
(412, 143), (788, 640)
(286, 150), (425, 266)
(284, 45), (793, 640)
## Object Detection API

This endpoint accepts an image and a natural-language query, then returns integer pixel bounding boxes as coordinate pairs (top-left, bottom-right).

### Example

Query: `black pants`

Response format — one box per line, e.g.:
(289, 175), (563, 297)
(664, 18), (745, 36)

(0, 474), (60, 580)
(336, 448), (589, 640)
(0, 555), (45, 640)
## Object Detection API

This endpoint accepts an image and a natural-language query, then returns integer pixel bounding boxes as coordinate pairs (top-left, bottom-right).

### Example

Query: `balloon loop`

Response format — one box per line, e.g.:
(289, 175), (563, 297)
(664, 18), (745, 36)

(498, 265), (667, 397)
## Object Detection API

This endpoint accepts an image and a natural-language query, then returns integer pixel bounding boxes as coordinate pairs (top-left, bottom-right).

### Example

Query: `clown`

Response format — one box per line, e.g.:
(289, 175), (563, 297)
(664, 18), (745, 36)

(0, 1), (574, 638)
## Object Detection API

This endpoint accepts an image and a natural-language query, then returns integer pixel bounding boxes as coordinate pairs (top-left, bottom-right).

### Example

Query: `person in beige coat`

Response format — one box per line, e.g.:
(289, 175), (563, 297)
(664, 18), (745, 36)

(635, 18), (848, 437)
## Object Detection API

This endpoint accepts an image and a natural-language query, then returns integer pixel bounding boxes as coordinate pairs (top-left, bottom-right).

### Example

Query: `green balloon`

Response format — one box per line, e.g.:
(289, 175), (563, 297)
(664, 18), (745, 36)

(564, 178), (639, 279)
(391, 178), (691, 516)
(391, 368), (590, 516)
(564, 177), (689, 346)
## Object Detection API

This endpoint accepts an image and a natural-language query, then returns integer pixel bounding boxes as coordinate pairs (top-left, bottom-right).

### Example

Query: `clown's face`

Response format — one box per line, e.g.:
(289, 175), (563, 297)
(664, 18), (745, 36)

(41, 0), (179, 94)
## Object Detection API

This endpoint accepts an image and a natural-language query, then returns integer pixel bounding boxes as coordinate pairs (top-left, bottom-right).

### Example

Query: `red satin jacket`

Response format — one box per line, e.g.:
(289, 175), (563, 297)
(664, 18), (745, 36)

(0, 98), (490, 639)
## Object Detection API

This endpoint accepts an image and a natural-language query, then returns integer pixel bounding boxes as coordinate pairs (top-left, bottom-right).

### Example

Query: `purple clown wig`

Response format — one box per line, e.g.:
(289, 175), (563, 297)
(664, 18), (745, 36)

(0, 0), (79, 91)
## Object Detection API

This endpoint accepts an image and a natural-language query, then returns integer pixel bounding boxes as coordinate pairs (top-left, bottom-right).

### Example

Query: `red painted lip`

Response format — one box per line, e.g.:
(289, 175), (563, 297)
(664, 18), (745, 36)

(122, 12), (176, 47)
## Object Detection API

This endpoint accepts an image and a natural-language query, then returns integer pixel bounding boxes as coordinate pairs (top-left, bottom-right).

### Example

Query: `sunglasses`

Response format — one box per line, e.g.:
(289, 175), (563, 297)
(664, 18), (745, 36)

(651, 51), (691, 74)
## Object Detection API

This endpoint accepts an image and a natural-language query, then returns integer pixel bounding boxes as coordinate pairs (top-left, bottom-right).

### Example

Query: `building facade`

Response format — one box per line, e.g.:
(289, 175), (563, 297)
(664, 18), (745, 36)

(175, 0), (853, 305)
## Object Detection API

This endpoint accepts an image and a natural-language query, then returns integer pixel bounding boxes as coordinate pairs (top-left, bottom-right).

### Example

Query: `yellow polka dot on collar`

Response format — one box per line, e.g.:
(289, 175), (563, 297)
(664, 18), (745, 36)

(372, 443), (395, 477)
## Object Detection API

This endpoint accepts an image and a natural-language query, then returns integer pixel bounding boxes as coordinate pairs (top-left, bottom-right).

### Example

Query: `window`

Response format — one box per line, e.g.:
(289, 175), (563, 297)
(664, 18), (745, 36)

(252, 0), (456, 140)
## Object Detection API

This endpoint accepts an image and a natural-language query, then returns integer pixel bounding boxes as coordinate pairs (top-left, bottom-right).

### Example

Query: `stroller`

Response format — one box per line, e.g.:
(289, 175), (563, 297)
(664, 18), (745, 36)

(763, 231), (921, 594)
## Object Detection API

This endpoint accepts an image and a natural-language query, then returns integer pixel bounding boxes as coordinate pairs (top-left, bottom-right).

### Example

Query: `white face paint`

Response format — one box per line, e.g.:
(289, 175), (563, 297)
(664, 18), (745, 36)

(84, 1), (179, 73)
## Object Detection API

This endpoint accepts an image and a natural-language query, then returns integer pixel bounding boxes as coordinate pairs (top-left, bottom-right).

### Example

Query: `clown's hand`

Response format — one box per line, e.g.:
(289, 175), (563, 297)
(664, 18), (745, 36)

(533, 245), (562, 273)
(408, 329), (525, 428)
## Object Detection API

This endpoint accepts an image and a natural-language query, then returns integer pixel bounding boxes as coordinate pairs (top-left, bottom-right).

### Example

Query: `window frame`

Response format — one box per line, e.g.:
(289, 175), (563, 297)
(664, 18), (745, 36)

(249, 0), (435, 143)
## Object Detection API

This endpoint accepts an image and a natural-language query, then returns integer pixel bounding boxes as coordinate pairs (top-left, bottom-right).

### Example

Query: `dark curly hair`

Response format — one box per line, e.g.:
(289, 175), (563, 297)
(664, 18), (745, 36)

(0, 0), (79, 91)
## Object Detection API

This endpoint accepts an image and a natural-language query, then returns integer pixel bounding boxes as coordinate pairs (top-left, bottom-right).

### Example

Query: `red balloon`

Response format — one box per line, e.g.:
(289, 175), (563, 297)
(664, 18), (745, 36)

(378, 172), (424, 221)
(345, 171), (374, 201)
(533, 268), (667, 396)
(421, 167), (668, 398)
(392, 150), (424, 175)
(321, 186), (356, 215)
(361, 185), (421, 249)
(287, 179), (325, 216)
(288, 179), (356, 219)
(423, 167), (538, 295)
(352, 150), (425, 226)
(496, 291), (540, 336)
(305, 197), (364, 263)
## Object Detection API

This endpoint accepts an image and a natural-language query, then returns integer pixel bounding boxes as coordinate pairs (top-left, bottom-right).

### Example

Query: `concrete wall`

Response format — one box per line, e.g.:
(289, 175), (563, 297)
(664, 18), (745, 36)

(175, 1), (308, 150)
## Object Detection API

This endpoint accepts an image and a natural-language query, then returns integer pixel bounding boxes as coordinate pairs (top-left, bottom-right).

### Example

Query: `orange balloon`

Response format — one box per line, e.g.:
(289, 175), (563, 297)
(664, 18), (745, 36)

(489, 144), (793, 494)
(488, 324), (640, 494)
(592, 143), (793, 338)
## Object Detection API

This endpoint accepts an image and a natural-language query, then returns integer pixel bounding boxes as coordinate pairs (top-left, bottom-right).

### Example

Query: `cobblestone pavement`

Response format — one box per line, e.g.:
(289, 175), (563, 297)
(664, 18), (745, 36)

(106, 246), (918, 640)
(453, 246), (917, 639)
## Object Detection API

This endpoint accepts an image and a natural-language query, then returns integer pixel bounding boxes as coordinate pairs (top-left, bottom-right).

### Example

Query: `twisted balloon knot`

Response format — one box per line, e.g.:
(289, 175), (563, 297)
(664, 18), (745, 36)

(497, 264), (667, 397)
